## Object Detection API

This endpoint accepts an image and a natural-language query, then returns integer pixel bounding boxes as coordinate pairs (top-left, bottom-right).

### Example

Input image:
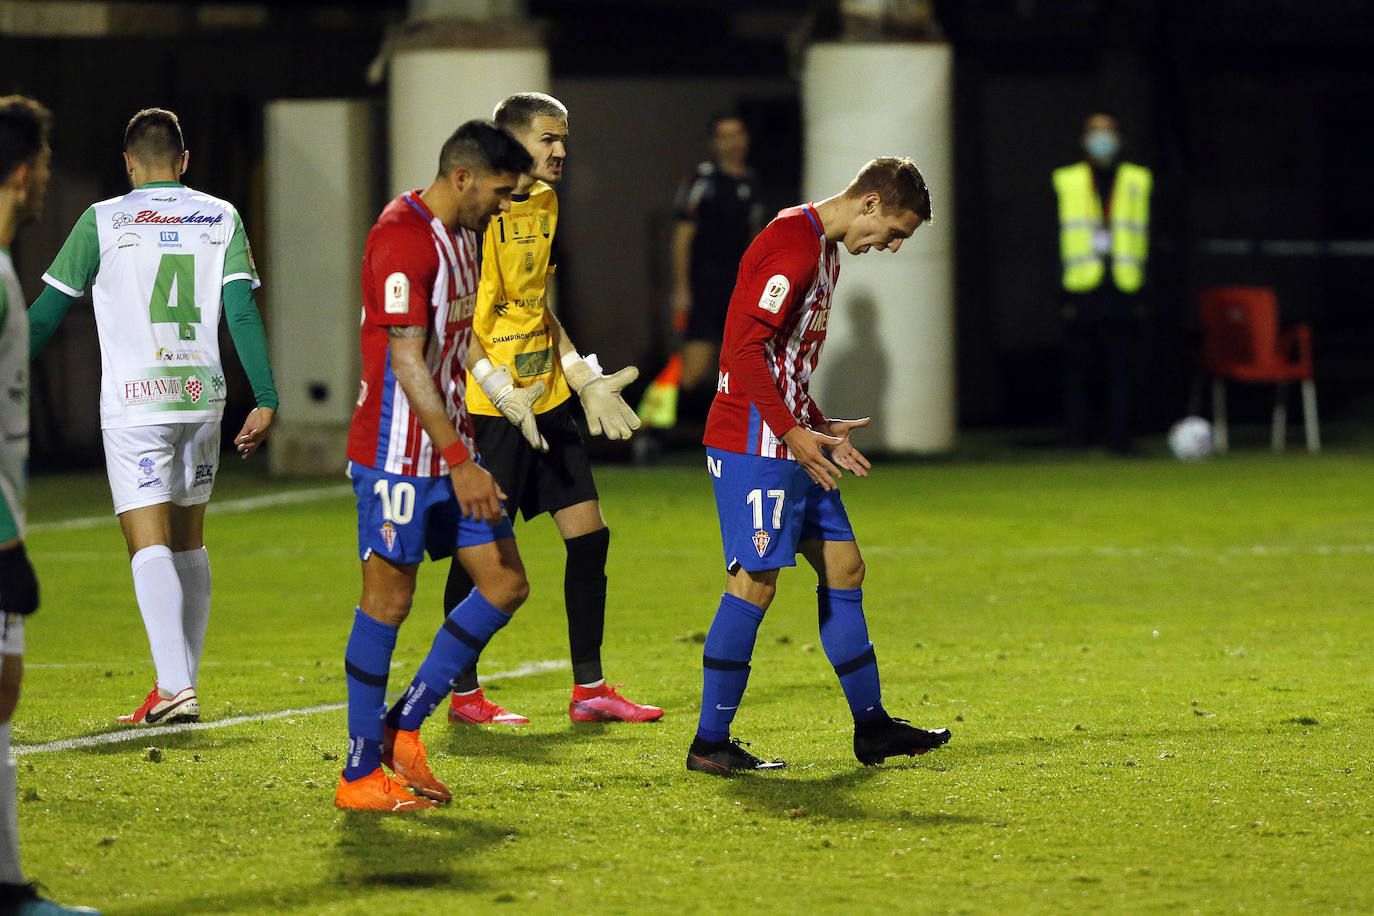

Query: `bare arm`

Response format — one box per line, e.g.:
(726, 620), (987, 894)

(465, 334), (490, 371)
(671, 220), (696, 327)
(388, 327), (452, 432)
(388, 327), (504, 523)
(543, 298), (579, 362)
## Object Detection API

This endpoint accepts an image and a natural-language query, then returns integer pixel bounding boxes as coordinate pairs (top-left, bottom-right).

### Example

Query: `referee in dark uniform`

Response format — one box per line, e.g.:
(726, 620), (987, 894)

(670, 114), (765, 421)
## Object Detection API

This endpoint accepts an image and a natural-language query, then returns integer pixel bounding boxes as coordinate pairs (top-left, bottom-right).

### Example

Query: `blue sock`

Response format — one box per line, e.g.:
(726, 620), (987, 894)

(696, 593), (766, 743)
(818, 587), (885, 724)
(387, 588), (512, 732)
(344, 608), (398, 781)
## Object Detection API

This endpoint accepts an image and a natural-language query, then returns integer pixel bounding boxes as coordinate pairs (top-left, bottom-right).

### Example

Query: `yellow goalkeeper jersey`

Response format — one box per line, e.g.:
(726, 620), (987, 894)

(466, 180), (571, 416)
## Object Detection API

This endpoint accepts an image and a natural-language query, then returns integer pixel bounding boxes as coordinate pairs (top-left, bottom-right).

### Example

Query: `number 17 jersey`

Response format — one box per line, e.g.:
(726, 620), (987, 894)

(42, 181), (259, 429)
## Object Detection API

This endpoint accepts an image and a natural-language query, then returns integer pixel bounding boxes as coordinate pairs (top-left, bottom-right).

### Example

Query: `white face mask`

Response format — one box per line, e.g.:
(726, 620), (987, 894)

(1085, 129), (1120, 164)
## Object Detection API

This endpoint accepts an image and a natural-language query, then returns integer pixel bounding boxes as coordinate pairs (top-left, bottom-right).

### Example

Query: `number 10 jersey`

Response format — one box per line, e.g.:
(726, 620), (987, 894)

(41, 181), (259, 429)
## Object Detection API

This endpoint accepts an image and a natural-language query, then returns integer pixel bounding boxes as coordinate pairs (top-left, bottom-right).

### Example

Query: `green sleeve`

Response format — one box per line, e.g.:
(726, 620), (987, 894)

(0, 278), (8, 330)
(0, 500), (17, 544)
(222, 278), (278, 410)
(224, 209), (260, 287)
(43, 207), (101, 296)
(28, 283), (77, 357)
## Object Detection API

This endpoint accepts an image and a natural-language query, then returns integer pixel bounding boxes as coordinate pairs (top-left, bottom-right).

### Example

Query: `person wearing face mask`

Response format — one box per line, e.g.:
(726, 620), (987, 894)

(1052, 113), (1152, 453)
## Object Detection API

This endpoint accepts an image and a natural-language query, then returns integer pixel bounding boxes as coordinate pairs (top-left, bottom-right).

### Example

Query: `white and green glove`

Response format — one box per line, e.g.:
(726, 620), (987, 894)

(562, 352), (641, 440)
(473, 358), (548, 452)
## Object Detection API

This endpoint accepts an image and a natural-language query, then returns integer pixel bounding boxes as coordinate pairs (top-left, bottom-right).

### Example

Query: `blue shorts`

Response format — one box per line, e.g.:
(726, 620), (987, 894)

(349, 461), (515, 564)
(705, 447), (856, 572)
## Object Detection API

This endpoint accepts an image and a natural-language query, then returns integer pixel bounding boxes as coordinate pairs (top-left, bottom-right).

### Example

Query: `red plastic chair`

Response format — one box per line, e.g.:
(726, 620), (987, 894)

(1199, 286), (1319, 453)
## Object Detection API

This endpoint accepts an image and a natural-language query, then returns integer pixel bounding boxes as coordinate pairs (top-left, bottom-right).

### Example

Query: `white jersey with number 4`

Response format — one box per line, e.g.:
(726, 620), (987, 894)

(42, 182), (259, 429)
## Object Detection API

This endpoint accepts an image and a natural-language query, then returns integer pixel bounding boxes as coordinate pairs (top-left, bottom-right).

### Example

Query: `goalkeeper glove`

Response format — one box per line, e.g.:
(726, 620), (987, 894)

(0, 542), (39, 616)
(562, 352), (641, 440)
(473, 358), (548, 452)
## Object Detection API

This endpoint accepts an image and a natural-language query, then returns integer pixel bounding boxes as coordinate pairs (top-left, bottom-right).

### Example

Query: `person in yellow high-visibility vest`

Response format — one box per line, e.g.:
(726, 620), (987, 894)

(1052, 113), (1152, 453)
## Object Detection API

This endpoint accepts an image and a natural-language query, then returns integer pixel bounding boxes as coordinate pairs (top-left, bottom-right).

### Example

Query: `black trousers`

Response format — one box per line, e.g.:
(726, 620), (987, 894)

(1061, 290), (1146, 452)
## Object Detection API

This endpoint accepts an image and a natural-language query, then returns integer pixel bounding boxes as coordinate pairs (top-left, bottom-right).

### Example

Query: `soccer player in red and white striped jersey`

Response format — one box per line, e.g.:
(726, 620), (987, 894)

(689, 158), (953, 774)
(336, 121), (536, 812)
(346, 180), (483, 479)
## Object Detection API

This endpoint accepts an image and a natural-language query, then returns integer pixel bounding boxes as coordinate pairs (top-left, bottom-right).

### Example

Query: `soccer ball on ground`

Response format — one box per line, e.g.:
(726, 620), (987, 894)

(1167, 416), (1213, 461)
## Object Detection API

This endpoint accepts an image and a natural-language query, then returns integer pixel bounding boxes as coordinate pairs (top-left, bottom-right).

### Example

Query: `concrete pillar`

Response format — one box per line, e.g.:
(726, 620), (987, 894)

(263, 99), (376, 476)
(802, 42), (956, 453)
(387, 18), (548, 195)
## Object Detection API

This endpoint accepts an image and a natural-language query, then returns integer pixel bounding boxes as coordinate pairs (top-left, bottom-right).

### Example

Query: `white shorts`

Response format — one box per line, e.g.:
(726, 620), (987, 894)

(0, 612), (23, 656)
(103, 422), (222, 515)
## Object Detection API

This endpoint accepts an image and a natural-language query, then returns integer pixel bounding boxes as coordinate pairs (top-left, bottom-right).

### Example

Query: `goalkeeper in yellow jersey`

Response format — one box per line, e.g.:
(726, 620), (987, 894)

(443, 91), (661, 725)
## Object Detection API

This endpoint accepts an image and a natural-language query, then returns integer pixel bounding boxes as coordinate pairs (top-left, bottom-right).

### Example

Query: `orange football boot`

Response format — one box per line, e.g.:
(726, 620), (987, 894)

(333, 767), (438, 812)
(382, 728), (452, 803)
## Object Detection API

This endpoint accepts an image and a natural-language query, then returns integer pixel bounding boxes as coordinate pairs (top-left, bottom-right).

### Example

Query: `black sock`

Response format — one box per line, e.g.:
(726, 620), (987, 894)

(564, 527), (610, 685)
(443, 557), (480, 693)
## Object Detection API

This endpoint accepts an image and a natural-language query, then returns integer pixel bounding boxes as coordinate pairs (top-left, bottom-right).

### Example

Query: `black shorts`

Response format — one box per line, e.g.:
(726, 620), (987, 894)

(686, 269), (734, 343)
(471, 399), (599, 522)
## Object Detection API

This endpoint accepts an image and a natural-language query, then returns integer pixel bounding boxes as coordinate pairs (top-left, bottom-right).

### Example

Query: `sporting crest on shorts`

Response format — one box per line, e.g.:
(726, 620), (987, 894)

(752, 528), (770, 557)
(380, 522), (397, 552)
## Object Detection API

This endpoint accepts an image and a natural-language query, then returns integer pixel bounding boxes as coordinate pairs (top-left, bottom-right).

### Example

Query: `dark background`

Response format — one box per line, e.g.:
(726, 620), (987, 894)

(4, 0), (1372, 464)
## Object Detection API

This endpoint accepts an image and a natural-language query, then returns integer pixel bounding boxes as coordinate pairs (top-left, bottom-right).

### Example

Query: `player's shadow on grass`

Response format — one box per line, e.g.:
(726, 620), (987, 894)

(66, 729), (260, 756)
(84, 794), (509, 916)
(710, 765), (987, 827)
(114, 817), (501, 916)
(432, 720), (638, 765)
(332, 808), (508, 889)
(956, 729), (1180, 759)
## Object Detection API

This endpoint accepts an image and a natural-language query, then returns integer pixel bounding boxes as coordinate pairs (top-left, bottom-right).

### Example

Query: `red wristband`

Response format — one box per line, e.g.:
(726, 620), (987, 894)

(440, 440), (469, 468)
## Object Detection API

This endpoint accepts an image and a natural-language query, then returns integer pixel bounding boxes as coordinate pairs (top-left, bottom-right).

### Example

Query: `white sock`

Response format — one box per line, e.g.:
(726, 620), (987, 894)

(130, 546), (192, 695)
(1, 722), (25, 885)
(173, 547), (212, 687)
(577, 678), (606, 690)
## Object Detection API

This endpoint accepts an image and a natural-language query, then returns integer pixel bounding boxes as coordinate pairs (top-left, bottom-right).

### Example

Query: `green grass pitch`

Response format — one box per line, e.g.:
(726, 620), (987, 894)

(11, 451), (1373, 914)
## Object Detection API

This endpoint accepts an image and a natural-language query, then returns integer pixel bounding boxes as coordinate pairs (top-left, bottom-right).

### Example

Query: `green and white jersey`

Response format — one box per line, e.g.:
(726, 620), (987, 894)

(41, 182), (259, 429)
(0, 249), (29, 541)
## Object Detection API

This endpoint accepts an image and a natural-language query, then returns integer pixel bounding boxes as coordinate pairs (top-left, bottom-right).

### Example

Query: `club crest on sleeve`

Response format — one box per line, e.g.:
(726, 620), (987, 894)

(385, 272), (410, 314)
(757, 275), (789, 314)
(753, 528), (771, 557)
(380, 521), (397, 551)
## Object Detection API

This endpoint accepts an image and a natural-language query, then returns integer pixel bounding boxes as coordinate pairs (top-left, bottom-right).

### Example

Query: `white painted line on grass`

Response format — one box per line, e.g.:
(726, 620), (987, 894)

(12, 658), (568, 756)
(24, 660), (281, 669)
(868, 543), (1374, 559)
(27, 484), (351, 534)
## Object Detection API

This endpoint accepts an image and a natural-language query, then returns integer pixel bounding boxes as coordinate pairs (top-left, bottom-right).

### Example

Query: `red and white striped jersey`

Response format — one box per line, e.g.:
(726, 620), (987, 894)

(347, 192), (480, 477)
(704, 204), (840, 459)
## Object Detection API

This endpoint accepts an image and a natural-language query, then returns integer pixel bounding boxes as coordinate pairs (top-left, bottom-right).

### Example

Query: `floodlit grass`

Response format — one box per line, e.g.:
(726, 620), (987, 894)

(12, 450), (1374, 914)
